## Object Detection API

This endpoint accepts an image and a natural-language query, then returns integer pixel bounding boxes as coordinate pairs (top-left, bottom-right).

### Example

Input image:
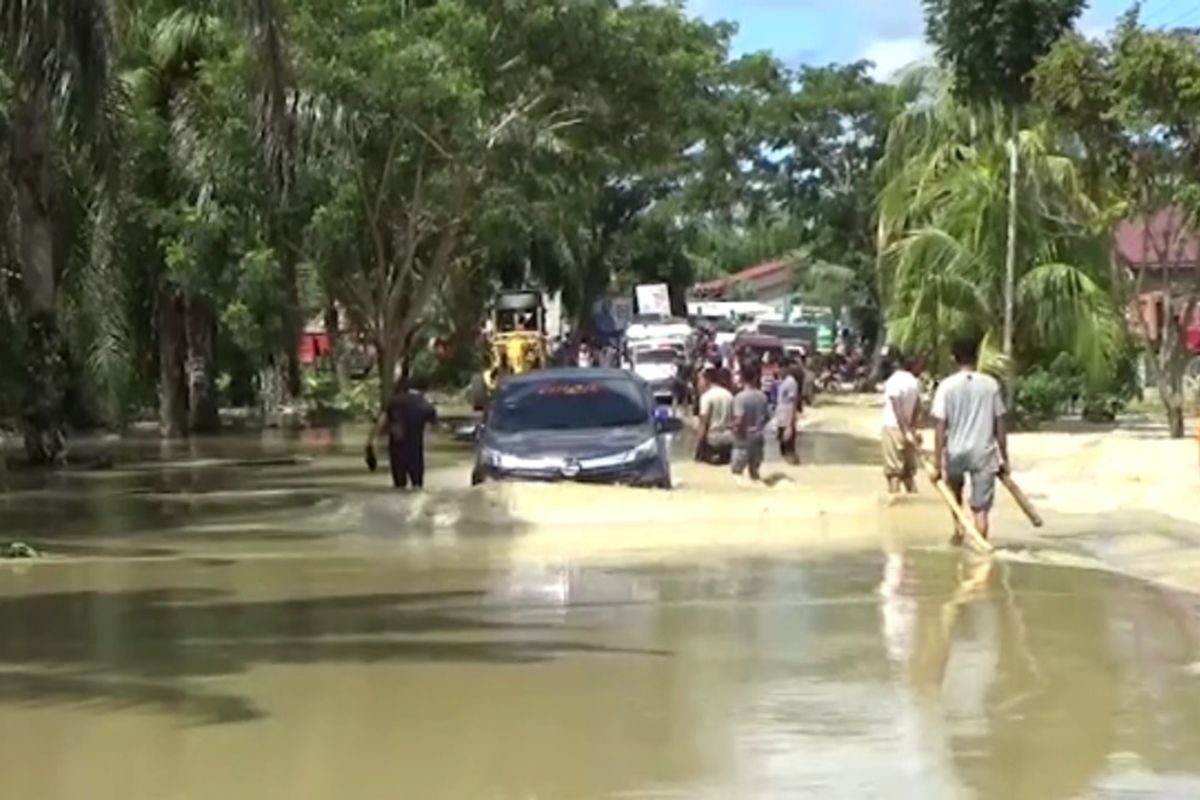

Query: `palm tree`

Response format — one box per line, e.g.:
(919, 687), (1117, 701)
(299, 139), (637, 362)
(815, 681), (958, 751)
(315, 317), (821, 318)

(1, 0), (116, 463)
(123, 6), (229, 435)
(1, 0), (297, 455)
(877, 66), (1123, 385)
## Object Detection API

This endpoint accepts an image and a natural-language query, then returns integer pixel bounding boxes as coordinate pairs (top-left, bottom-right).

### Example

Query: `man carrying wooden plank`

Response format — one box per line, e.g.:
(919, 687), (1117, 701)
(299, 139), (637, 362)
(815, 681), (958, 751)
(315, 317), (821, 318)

(931, 335), (1009, 545)
(881, 348), (922, 495)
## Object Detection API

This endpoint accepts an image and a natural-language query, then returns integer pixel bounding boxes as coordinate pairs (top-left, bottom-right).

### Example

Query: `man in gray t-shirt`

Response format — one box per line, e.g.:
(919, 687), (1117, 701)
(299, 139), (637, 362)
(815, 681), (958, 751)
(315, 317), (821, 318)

(773, 363), (801, 465)
(732, 362), (769, 481)
(932, 335), (1009, 543)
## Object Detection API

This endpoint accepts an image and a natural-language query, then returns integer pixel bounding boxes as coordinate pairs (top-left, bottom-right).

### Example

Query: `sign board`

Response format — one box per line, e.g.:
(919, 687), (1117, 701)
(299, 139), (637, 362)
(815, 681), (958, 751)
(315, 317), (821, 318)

(544, 290), (564, 338)
(635, 283), (672, 317)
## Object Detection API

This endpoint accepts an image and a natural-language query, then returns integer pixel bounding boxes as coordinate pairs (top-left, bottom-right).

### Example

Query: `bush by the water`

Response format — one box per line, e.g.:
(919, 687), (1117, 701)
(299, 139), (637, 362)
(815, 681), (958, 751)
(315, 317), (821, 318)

(1015, 349), (1140, 425)
(303, 369), (381, 422)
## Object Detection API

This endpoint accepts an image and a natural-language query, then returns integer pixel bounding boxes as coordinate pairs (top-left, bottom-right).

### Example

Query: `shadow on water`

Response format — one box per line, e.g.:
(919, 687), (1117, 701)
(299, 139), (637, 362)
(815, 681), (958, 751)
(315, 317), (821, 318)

(0, 586), (669, 726)
(0, 428), (519, 550)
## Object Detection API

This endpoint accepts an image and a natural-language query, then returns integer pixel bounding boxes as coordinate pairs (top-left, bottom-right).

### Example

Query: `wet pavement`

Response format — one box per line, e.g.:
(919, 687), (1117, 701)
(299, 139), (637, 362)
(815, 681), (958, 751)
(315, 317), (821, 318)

(2, 431), (1200, 799)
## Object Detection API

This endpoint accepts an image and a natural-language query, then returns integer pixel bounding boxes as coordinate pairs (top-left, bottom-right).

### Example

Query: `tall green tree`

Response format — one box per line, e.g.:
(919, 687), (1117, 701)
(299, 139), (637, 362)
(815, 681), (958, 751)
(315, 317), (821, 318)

(294, 0), (590, 401)
(923, 0), (1086, 356)
(116, 0), (299, 436)
(296, 0), (731, 396)
(877, 66), (1122, 380)
(1035, 15), (1200, 437)
(1, 0), (116, 463)
(682, 60), (907, 341)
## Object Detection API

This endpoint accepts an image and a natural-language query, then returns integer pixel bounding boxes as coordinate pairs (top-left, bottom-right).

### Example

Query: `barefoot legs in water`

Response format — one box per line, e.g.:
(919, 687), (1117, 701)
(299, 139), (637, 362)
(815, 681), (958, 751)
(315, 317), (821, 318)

(947, 477), (990, 546)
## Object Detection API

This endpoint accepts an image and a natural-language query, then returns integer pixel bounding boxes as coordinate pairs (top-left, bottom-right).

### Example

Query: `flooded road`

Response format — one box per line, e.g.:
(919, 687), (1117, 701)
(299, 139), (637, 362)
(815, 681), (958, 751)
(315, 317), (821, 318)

(3, 431), (1200, 798)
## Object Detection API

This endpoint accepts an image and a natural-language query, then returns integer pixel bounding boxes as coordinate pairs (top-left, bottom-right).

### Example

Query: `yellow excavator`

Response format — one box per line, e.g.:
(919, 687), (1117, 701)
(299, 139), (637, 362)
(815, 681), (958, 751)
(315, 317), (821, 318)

(471, 289), (548, 410)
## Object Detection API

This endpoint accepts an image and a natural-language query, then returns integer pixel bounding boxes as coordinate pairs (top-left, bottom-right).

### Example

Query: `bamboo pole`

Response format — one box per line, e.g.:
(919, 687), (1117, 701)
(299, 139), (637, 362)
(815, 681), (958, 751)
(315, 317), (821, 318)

(999, 473), (1043, 528)
(906, 433), (993, 553)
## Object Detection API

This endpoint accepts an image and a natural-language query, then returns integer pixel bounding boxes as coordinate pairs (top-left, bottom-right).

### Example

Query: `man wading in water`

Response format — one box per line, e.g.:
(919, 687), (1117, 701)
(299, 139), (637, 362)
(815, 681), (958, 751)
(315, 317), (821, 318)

(881, 349), (921, 495)
(694, 367), (734, 465)
(773, 359), (802, 466)
(367, 377), (438, 490)
(731, 362), (769, 483)
(931, 335), (1008, 544)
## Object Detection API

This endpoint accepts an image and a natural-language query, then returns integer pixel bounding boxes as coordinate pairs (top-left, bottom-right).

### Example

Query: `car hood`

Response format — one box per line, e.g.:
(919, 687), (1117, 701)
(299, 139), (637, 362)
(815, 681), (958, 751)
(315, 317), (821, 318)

(482, 426), (654, 459)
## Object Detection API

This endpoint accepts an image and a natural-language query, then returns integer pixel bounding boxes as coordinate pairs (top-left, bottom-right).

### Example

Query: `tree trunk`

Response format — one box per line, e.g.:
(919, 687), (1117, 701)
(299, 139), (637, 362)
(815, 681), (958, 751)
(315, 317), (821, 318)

(20, 313), (66, 465)
(157, 284), (188, 438)
(1166, 401), (1185, 439)
(11, 90), (65, 465)
(400, 327), (419, 383)
(185, 295), (220, 433)
(1159, 353), (1187, 440)
(280, 244), (303, 400)
(324, 302), (347, 391)
(376, 336), (398, 412)
(1003, 110), (1020, 356)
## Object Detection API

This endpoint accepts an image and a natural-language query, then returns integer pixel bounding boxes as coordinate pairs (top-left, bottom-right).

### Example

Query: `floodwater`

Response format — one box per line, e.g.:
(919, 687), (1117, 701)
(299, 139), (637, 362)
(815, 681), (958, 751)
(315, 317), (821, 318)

(2, 429), (1200, 799)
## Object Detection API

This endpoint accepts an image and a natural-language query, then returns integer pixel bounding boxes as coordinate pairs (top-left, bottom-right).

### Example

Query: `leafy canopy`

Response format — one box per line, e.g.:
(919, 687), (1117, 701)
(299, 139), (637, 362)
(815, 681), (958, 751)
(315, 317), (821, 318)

(923, 0), (1086, 107)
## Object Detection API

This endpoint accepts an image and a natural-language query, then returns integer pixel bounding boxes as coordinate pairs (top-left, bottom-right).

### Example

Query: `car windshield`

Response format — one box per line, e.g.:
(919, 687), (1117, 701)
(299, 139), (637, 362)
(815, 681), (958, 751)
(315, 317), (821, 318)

(490, 378), (649, 432)
(635, 350), (678, 364)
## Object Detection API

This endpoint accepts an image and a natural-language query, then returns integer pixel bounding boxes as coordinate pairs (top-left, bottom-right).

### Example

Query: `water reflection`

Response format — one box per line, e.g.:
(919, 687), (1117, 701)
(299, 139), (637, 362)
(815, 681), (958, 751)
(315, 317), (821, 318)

(875, 552), (1200, 800)
(0, 542), (1199, 797)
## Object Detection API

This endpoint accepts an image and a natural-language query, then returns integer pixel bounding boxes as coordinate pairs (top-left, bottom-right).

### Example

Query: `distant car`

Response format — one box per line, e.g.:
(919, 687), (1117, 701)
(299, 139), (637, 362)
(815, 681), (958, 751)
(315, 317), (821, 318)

(472, 368), (683, 489)
(626, 317), (693, 344)
(630, 346), (683, 403)
(733, 332), (786, 365)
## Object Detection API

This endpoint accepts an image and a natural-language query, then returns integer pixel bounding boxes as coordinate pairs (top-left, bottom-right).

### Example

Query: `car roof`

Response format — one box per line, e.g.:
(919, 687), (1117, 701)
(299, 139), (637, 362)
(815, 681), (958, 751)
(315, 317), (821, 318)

(735, 332), (785, 348)
(499, 367), (635, 388)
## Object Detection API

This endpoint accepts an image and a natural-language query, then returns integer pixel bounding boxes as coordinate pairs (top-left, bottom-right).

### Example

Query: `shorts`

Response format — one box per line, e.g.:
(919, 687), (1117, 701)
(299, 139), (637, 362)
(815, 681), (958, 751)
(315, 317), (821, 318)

(696, 439), (733, 466)
(946, 451), (996, 511)
(881, 428), (916, 478)
(732, 439), (765, 476)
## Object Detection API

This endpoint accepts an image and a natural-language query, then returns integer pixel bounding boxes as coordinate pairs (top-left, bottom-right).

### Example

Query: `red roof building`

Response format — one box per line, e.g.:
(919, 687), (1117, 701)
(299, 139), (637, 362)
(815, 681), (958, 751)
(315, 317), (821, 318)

(1113, 209), (1200, 351)
(690, 260), (794, 302)
(1114, 208), (1200, 269)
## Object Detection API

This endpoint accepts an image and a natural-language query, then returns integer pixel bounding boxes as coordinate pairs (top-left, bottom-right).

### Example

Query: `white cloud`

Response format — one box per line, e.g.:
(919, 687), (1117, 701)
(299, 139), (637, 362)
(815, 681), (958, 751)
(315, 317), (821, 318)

(860, 36), (932, 81)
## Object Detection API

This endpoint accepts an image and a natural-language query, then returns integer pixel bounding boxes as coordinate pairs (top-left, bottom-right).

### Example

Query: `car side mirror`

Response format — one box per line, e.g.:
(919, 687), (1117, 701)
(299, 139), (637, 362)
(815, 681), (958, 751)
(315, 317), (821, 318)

(657, 416), (684, 435)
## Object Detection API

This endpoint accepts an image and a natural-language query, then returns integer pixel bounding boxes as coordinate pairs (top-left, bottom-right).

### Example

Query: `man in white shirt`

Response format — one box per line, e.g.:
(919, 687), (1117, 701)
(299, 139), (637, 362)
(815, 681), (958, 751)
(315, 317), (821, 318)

(881, 350), (922, 494)
(932, 335), (1009, 544)
(694, 367), (735, 465)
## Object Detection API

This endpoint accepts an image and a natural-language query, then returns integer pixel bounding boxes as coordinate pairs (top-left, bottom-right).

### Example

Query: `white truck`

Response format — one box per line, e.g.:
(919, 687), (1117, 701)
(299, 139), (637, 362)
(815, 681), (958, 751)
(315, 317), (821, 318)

(629, 344), (683, 404)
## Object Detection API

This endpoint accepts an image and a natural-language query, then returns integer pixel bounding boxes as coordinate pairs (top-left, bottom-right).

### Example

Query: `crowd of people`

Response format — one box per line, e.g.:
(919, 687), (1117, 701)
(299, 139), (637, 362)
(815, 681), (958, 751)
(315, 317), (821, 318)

(688, 332), (1011, 545)
(369, 322), (1014, 547)
(693, 356), (807, 482)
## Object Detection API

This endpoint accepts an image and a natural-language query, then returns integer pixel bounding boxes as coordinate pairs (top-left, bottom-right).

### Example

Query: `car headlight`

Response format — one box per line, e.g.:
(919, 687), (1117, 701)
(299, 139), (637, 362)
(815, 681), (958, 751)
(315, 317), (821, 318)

(581, 437), (660, 470)
(626, 437), (661, 462)
(479, 445), (503, 468)
(481, 447), (563, 471)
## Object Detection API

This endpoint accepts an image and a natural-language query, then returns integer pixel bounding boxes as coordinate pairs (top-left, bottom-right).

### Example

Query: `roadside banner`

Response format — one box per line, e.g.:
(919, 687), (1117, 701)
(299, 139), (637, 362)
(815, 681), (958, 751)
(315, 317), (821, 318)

(635, 283), (672, 317)
(545, 290), (565, 338)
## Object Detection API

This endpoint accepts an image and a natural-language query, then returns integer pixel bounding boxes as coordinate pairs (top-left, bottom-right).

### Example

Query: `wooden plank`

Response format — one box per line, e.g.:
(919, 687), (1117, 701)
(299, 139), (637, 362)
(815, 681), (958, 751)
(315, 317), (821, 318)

(999, 473), (1044, 528)
(905, 433), (994, 553)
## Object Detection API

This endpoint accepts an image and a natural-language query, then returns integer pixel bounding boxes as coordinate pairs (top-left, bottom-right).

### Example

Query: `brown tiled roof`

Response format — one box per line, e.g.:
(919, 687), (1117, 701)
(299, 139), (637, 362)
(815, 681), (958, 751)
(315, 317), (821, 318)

(692, 260), (791, 294)
(1114, 208), (1200, 269)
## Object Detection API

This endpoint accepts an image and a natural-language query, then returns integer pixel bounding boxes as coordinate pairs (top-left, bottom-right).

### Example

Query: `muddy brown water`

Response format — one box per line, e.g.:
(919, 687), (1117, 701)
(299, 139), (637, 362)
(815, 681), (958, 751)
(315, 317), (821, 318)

(2, 430), (1200, 799)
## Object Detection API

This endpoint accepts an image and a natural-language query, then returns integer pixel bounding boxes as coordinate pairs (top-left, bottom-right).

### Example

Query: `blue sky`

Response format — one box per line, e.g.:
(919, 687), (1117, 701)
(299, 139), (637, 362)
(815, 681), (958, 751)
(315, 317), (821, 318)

(687, 0), (1200, 79)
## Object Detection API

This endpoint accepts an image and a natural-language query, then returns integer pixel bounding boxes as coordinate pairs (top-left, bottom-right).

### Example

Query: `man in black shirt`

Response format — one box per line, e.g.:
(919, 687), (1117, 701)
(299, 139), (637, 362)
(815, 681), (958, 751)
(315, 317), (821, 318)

(367, 377), (438, 489)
